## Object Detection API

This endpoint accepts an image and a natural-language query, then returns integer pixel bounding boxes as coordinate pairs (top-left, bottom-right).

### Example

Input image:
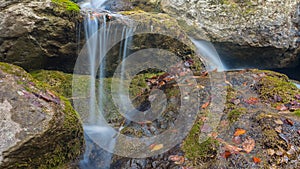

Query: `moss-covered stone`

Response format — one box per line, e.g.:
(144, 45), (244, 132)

(254, 70), (299, 105)
(0, 62), (84, 168)
(31, 70), (73, 98)
(181, 118), (219, 165)
(51, 0), (80, 13)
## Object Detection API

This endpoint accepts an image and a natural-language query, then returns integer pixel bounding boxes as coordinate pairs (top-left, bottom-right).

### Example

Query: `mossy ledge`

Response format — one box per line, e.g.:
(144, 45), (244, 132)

(51, 0), (80, 13)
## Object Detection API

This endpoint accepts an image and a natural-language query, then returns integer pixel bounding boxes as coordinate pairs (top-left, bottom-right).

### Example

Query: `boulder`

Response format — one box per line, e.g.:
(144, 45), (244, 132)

(0, 62), (84, 168)
(159, 0), (300, 69)
(0, 0), (81, 72)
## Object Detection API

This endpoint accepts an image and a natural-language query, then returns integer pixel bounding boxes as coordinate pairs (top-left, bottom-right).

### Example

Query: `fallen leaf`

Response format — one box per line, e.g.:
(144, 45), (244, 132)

(224, 144), (243, 153)
(274, 119), (284, 125)
(276, 104), (288, 111)
(267, 149), (275, 156)
(150, 144), (164, 152)
(201, 102), (210, 109)
(242, 137), (255, 153)
(245, 97), (259, 104)
(169, 155), (185, 165)
(234, 128), (246, 136)
(275, 126), (282, 133)
(285, 119), (294, 126)
(221, 151), (232, 159)
(253, 156), (261, 163)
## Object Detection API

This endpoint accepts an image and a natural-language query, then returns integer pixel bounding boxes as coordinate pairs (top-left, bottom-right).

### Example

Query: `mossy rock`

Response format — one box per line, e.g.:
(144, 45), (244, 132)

(0, 62), (84, 168)
(51, 0), (80, 13)
(181, 117), (219, 166)
(254, 70), (299, 105)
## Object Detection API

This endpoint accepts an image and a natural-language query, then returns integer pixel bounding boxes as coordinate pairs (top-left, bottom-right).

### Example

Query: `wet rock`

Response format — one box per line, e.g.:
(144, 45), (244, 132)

(0, 62), (84, 168)
(159, 0), (300, 69)
(0, 0), (81, 72)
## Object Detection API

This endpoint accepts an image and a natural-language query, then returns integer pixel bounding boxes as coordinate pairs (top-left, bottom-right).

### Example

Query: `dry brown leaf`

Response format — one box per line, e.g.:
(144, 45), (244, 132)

(169, 155), (185, 165)
(275, 126), (282, 133)
(242, 137), (255, 153)
(150, 144), (163, 152)
(274, 119), (284, 125)
(234, 128), (246, 136)
(224, 144), (243, 153)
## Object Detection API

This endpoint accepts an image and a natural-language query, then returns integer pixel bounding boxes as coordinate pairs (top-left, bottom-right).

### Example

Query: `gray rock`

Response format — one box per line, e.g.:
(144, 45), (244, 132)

(0, 62), (84, 168)
(160, 0), (300, 68)
(0, 0), (81, 72)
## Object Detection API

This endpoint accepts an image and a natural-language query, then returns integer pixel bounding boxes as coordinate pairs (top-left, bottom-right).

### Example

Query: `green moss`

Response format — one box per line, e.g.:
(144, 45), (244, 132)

(31, 70), (73, 98)
(256, 74), (299, 105)
(51, 0), (80, 13)
(228, 108), (247, 123)
(262, 129), (281, 148)
(182, 118), (218, 165)
(294, 109), (300, 117)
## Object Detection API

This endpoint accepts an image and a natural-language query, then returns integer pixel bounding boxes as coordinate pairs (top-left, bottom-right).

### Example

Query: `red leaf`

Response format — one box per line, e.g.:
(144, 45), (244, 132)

(221, 151), (232, 159)
(245, 97), (259, 104)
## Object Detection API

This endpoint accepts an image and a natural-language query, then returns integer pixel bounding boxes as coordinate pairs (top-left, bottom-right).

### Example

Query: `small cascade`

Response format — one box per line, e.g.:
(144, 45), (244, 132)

(78, 3), (134, 169)
(191, 38), (227, 71)
(80, 0), (108, 10)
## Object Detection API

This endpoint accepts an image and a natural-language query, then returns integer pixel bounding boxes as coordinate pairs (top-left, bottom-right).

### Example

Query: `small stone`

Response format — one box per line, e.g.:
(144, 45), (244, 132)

(17, 90), (24, 96)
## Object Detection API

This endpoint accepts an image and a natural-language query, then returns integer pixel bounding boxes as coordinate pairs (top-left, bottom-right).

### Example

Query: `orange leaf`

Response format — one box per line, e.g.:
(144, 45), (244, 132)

(201, 102), (210, 109)
(234, 128), (246, 136)
(276, 105), (288, 111)
(253, 156), (261, 163)
(245, 97), (259, 104)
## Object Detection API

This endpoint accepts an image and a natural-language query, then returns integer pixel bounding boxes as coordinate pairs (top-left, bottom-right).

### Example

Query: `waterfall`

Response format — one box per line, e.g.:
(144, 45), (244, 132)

(80, 0), (108, 10)
(191, 38), (227, 71)
(78, 5), (134, 169)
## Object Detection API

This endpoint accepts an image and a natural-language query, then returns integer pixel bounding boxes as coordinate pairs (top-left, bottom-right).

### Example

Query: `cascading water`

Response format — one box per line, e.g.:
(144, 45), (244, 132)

(191, 38), (227, 71)
(79, 2), (134, 168)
